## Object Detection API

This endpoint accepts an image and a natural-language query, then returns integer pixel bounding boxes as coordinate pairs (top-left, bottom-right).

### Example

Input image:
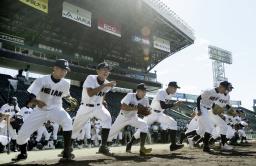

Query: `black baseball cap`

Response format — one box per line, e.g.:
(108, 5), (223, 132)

(219, 81), (230, 89)
(96, 62), (111, 70)
(137, 83), (147, 91)
(228, 82), (234, 89)
(168, 81), (180, 88)
(54, 59), (70, 71)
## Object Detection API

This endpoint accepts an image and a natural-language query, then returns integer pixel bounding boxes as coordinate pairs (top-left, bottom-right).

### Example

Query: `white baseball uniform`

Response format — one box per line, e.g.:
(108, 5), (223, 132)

(197, 89), (220, 135)
(209, 93), (230, 136)
(16, 75), (73, 145)
(107, 93), (149, 142)
(224, 114), (236, 139)
(133, 89), (177, 139)
(72, 75), (112, 139)
(0, 103), (21, 140)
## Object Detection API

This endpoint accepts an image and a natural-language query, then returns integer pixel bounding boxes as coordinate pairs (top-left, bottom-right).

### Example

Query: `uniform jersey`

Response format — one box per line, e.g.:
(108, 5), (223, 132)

(200, 88), (220, 108)
(81, 75), (111, 105)
(0, 103), (20, 118)
(27, 75), (70, 111)
(120, 92), (149, 118)
(150, 89), (174, 112)
(215, 93), (230, 108)
(19, 106), (33, 121)
(223, 114), (234, 125)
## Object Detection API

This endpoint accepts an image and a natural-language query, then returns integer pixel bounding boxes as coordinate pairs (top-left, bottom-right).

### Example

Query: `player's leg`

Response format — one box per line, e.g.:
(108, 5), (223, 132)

(130, 117), (152, 155)
(14, 110), (47, 161)
(161, 114), (183, 151)
(50, 109), (73, 160)
(107, 114), (127, 143)
(197, 108), (213, 152)
(8, 125), (18, 152)
(95, 106), (112, 155)
(133, 113), (156, 140)
(72, 106), (92, 140)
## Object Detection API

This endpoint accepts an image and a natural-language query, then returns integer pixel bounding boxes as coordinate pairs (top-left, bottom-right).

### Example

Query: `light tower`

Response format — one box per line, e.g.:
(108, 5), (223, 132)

(208, 45), (232, 87)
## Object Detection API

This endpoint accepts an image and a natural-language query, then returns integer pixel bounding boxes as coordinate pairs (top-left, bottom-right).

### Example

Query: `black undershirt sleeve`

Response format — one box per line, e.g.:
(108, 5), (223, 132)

(28, 93), (36, 101)
(160, 101), (174, 109)
(197, 95), (202, 111)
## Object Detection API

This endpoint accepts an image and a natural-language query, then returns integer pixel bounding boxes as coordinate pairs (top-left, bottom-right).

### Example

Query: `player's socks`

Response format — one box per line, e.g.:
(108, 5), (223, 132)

(12, 143), (27, 161)
(126, 136), (136, 152)
(179, 132), (186, 144)
(185, 130), (197, 138)
(101, 128), (110, 147)
(62, 131), (74, 160)
(169, 130), (184, 151)
(98, 128), (112, 155)
(139, 132), (152, 155)
(203, 132), (213, 153)
(53, 140), (57, 146)
(220, 134), (227, 146)
(10, 139), (17, 152)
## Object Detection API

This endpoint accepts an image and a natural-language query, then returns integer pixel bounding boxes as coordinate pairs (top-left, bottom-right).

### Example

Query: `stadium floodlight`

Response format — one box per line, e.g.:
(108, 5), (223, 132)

(208, 45), (233, 87)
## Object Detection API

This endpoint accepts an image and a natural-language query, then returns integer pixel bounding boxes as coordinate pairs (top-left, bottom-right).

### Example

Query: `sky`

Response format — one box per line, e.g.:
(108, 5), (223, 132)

(153, 0), (256, 109)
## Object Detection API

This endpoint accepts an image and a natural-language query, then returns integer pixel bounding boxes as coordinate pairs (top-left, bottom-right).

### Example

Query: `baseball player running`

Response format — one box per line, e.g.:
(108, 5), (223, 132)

(185, 81), (229, 152)
(107, 83), (152, 155)
(131, 81), (184, 152)
(13, 59), (74, 161)
(209, 82), (234, 150)
(71, 62), (116, 155)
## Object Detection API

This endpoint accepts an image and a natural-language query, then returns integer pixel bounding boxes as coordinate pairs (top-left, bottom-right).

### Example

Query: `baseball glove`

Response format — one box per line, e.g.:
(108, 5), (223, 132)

(227, 107), (236, 116)
(137, 104), (151, 116)
(63, 96), (78, 112)
(212, 104), (224, 115)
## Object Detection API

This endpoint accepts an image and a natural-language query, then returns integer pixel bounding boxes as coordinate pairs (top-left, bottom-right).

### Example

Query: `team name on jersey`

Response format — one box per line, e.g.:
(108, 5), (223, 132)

(4, 109), (14, 113)
(218, 99), (228, 104)
(41, 87), (63, 97)
(97, 91), (105, 97)
(209, 96), (219, 101)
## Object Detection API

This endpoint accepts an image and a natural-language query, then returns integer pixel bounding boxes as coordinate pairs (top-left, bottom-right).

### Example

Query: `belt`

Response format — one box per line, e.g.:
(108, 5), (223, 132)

(81, 103), (100, 107)
(154, 110), (161, 113)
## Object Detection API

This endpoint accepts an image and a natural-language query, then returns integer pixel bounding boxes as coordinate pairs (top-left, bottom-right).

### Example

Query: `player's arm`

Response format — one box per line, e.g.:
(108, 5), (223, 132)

(159, 100), (181, 109)
(86, 81), (116, 97)
(196, 95), (202, 116)
(120, 103), (137, 111)
(28, 93), (46, 108)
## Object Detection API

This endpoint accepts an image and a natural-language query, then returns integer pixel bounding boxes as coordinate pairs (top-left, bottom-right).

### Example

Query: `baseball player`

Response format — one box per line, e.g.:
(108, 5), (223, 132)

(0, 97), (21, 152)
(13, 59), (74, 161)
(208, 82), (234, 150)
(107, 83), (152, 155)
(131, 82), (184, 152)
(71, 62), (116, 155)
(185, 81), (229, 152)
